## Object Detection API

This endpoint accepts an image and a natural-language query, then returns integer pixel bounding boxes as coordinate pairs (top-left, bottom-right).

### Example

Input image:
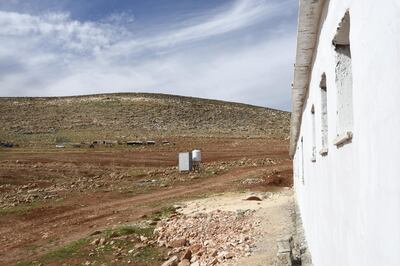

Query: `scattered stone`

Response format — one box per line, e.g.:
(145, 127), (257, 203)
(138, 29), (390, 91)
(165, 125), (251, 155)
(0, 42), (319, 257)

(178, 259), (190, 266)
(149, 220), (158, 226)
(210, 249), (218, 257)
(277, 237), (292, 253)
(209, 257), (219, 265)
(109, 231), (119, 238)
(181, 249), (192, 260)
(169, 238), (187, 248)
(90, 230), (102, 236)
(190, 261), (200, 266)
(99, 237), (106, 246)
(190, 255), (198, 263)
(203, 240), (212, 246)
(263, 192), (273, 199)
(196, 249), (204, 257)
(134, 243), (146, 249)
(217, 251), (228, 258)
(275, 252), (292, 266)
(155, 209), (255, 265)
(225, 252), (235, 259)
(245, 196), (262, 201)
(189, 244), (201, 254)
(161, 255), (178, 266)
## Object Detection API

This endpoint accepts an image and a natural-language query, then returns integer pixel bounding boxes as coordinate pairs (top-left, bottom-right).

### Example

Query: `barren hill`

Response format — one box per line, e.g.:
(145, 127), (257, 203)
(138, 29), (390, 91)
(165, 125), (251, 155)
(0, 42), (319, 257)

(0, 93), (290, 146)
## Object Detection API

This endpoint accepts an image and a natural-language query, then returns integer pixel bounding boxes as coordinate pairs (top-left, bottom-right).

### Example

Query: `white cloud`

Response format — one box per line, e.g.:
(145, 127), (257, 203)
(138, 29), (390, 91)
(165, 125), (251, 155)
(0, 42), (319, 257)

(0, 0), (296, 110)
(136, 1), (276, 48)
(101, 12), (135, 25)
(0, 10), (129, 53)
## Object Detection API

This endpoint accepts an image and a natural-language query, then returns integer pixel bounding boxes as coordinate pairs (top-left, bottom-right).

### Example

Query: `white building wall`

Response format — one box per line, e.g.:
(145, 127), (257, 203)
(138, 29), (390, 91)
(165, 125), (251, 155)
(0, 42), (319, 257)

(293, 1), (400, 265)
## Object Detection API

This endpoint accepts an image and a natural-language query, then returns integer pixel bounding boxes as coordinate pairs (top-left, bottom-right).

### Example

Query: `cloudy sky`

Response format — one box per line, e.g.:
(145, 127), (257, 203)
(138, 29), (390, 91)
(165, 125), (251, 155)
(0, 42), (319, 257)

(0, 0), (297, 110)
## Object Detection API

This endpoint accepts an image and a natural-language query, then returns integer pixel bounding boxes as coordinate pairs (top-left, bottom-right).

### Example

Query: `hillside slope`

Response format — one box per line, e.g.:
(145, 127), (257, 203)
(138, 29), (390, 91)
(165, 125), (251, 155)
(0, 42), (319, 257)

(0, 93), (290, 146)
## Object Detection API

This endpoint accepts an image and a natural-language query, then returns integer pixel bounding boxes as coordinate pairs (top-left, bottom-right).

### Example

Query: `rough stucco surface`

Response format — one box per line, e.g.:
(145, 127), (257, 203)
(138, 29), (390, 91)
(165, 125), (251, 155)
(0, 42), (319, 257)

(293, 0), (400, 265)
(335, 45), (353, 134)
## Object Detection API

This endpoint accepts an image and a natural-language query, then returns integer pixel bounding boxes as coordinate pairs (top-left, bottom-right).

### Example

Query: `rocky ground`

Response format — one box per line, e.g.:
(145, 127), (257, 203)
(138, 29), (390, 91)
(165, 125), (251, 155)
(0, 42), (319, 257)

(20, 190), (294, 266)
(163, 190), (295, 266)
(156, 208), (257, 266)
(0, 154), (287, 210)
(0, 93), (290, 147)
(0, 137), (292, 265)
(0, 93), (292, 265)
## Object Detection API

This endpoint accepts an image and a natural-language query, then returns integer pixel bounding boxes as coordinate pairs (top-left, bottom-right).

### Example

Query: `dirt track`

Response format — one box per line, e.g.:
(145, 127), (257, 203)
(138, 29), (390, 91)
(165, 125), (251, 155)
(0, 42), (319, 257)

(0, 137), (292, 265)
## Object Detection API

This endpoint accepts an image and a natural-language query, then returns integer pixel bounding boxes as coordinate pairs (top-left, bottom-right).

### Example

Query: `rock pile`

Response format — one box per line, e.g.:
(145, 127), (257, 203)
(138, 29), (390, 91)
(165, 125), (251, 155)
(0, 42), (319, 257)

(155, 209), (258, 265)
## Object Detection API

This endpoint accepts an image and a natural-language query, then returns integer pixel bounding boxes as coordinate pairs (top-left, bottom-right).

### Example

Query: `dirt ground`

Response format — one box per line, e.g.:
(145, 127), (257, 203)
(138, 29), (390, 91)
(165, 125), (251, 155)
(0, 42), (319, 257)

(0, 137), (292, 265)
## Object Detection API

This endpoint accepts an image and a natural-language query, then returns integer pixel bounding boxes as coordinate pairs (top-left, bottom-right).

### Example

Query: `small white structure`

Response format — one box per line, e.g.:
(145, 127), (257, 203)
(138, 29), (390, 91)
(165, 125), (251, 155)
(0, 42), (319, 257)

(192, 149), (201, 162)
(291, 1), (400, 265)
(192, 149), (202, 171)
(178, 152), (192, 172)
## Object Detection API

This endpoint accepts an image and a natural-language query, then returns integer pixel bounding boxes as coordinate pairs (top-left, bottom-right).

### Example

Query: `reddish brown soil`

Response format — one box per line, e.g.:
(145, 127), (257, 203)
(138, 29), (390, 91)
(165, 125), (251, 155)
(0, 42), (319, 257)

(0, 137), (292, 265)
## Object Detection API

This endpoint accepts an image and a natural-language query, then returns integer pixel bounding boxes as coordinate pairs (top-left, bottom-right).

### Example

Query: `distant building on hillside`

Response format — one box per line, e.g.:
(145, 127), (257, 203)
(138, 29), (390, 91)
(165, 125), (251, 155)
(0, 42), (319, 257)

(290, 0), (400, 265)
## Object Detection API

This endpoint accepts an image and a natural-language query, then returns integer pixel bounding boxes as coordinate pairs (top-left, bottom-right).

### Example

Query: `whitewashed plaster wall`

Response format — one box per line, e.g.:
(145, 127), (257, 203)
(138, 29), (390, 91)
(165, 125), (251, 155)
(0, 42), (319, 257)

(293, 0), (400, 265)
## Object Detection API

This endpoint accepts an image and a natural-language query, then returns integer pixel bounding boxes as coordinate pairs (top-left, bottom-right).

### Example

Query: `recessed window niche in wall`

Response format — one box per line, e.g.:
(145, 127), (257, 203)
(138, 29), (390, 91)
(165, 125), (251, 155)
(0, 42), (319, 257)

(311, 105), (316, 162)
(333, 10), (353, 146)
(301, 136), (305, 185)
(320, 73), (328, 155)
